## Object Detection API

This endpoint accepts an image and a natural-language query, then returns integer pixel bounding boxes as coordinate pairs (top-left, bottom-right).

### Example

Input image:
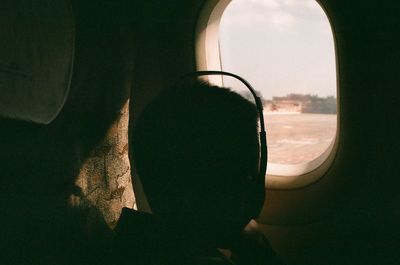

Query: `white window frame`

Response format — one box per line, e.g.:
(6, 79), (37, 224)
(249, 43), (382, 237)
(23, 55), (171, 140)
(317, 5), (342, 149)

(195, 0), (340, 189)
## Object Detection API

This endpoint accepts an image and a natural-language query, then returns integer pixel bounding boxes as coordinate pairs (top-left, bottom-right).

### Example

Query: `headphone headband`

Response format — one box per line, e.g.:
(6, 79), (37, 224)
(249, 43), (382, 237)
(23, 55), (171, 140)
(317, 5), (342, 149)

(179, 71), (267, 187)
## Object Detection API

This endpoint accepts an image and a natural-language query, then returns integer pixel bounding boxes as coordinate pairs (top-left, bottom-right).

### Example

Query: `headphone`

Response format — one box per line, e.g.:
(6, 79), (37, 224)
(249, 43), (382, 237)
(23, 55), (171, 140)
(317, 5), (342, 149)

(178, 71), (267, 218)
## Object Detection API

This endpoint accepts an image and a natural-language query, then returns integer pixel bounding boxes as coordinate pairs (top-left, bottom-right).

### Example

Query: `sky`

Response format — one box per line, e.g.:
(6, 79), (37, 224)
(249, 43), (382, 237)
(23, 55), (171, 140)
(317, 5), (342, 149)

(219, 0), (336, 100)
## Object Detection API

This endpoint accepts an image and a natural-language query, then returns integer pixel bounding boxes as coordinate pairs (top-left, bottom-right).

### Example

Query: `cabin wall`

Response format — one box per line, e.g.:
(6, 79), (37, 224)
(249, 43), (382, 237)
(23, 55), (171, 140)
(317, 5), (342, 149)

(259, 1), (400, 264)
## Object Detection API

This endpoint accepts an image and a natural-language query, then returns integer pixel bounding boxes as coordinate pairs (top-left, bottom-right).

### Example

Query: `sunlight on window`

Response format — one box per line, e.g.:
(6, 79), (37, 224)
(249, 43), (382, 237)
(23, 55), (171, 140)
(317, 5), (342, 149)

(219, 0), (337, 172)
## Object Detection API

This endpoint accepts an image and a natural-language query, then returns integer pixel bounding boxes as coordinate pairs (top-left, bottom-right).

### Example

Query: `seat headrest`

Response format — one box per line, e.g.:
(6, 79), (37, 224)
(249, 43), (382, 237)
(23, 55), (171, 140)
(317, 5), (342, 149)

(0, 0), (75, 124)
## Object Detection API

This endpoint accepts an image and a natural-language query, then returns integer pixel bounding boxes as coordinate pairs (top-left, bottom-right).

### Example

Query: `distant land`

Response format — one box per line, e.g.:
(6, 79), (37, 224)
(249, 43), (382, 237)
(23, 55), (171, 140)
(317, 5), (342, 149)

(242, 92), (337, 114)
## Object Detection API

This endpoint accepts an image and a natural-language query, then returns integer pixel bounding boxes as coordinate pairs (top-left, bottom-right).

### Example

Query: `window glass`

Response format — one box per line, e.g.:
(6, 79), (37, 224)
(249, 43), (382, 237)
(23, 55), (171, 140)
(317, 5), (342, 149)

(219, 0), (337, 173)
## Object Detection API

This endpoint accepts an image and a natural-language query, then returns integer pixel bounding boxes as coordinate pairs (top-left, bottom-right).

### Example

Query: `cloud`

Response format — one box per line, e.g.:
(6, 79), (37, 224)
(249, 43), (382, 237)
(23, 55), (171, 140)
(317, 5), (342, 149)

(257, 0), (280, 8)
(271, 11), (295, 30)
(223, 0), (325, 26)
(221, 0), (297, 31)
(218, 0), (336, 99)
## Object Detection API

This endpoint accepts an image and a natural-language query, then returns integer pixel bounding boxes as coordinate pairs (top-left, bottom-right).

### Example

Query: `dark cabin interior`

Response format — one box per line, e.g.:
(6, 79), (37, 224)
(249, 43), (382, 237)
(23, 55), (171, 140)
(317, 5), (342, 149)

(0, 0), (399, 264)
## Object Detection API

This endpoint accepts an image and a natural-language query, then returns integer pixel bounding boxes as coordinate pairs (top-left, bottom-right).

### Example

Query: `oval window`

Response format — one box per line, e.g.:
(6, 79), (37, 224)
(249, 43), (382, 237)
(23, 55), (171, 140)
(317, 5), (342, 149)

(197, 0), (338, 181)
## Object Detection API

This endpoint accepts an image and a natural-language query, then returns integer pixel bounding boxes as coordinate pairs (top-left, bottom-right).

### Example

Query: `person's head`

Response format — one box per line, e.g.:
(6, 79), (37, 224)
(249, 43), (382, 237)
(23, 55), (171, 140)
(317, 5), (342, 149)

(132, 79), (263, 240)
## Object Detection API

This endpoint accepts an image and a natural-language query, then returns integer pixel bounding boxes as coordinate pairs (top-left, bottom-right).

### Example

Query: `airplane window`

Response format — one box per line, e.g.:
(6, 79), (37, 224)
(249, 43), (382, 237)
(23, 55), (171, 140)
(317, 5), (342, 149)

(197, 0), (338, 180)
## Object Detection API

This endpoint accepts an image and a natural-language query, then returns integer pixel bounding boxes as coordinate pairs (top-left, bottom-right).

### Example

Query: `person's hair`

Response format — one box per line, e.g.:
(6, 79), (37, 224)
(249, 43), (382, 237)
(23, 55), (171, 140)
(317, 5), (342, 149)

(132, 80), (260, 229)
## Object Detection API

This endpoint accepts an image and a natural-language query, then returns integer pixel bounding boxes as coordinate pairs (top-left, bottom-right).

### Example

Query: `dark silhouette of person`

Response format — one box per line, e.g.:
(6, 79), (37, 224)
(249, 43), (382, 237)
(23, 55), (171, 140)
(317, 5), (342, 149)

(114, 79), (283, 265)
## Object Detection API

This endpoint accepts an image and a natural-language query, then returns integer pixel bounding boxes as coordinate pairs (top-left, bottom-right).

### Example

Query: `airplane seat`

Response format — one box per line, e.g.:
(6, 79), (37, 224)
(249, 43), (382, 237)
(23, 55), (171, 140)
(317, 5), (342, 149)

(0, 1), (134, 264)
(0, 0), (74, 124)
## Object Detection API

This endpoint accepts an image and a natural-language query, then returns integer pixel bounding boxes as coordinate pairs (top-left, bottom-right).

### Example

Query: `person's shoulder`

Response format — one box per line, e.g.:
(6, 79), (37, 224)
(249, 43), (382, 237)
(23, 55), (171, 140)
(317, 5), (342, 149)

(115, 208), (153, 234)
(230, 229), (286, 265)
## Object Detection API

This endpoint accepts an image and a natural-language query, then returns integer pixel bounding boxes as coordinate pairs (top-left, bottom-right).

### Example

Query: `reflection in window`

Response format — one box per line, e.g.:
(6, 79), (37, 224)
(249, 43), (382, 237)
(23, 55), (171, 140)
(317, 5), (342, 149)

(219, 0), (337, 171)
